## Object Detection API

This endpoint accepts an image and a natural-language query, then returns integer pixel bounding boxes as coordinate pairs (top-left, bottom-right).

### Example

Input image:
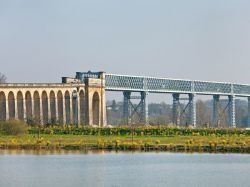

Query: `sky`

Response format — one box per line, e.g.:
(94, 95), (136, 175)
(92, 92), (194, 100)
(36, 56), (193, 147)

(1, 0), (250, 102)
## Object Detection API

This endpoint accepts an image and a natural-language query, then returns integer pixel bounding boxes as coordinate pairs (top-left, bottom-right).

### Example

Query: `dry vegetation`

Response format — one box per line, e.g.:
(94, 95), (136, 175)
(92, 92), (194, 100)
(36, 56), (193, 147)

(0, 123), (250, 153)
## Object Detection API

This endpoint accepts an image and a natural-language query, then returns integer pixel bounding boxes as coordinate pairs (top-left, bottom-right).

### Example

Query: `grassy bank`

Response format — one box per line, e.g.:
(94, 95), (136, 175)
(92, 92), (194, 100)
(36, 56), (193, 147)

(1, 126), (250, 153)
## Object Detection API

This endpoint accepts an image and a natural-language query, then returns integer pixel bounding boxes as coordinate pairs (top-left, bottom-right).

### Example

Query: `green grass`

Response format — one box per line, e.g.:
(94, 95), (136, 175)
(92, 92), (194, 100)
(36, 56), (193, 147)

(1, 132), (250, 153)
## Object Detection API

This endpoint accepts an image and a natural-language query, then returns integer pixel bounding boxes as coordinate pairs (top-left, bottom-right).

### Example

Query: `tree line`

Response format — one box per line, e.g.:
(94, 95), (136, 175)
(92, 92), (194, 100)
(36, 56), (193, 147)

(107, 99), (248, 128)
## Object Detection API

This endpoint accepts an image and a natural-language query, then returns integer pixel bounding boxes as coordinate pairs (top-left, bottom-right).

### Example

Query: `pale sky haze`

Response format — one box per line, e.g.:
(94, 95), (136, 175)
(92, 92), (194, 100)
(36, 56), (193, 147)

(1, 0), (250, 86)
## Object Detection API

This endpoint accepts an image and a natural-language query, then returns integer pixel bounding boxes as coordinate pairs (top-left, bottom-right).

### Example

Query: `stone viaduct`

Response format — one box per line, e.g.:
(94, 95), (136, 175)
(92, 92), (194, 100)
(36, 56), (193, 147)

(0, 75), (107, 126)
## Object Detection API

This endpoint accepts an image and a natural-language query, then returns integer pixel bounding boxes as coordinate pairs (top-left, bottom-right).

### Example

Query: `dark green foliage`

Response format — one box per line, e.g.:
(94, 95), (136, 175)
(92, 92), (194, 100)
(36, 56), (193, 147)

(28, 126), (250, 137)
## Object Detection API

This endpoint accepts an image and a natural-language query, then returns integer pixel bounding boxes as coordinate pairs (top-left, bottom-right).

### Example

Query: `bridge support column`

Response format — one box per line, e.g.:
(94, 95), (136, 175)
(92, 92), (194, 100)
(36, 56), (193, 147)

(14, 97), (18, 120)
(62, 96), (66, 125)
(6, 97), (9, 120)
(140, 91), (149, 125)
(39, 97), (43, 125)
(123, 91), (131, 125)
(228, 95), (236, 128)
(100, 88), (107, 127)
(70, 95), (73, 124)
(77, 93), (81, 126)
(47, 97), (51, 124)
(31, 95), (34, 121)
(23, 97), (27, 122)
(188, 93), (196, 127)
(172, 93), (180, 125)
(212, 95), (220, 127)
(55, 97), (59, 124)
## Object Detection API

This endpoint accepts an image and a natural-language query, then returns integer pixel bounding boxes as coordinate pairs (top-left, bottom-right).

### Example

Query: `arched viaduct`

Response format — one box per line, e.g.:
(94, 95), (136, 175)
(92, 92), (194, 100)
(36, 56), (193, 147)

(0, 77), (107, 126)
(2, 71), (250, 128)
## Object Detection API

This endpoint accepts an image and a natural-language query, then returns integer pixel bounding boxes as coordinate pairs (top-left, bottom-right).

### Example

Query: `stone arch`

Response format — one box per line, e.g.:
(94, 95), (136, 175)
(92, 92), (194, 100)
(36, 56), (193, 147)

(50, 91), (56, 123)
(0, 91), (6, 120)
(8, 91), (15, 119)
(17, 91), (24, 120)
(33, 91), (40, 122)
(65, 91), (71, 124)
(57, 91), (63, 124)
(79, 90), (85, 124)
(92, 92), (100, 125)
(25, 91), (32, 122)
(42, 91), (48, 124)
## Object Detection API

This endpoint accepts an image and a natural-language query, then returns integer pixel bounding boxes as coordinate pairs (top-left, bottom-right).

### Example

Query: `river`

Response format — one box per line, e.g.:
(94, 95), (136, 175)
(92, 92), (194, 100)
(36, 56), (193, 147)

(0, 150), (249, 187)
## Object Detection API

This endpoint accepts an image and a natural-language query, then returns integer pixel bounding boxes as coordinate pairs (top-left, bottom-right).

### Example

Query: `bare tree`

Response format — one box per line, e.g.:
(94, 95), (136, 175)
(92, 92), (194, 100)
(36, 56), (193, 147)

(0, 73), (7, 83)
(196, 100), (211, 127)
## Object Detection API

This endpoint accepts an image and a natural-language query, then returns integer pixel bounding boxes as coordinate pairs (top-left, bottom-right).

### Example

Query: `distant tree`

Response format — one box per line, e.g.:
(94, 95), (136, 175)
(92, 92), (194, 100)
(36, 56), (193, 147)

(235, 99), (247, 128)
(196, 100), (211, 127)
(0, 73), (7, 83)
(106, 99), (248, 127)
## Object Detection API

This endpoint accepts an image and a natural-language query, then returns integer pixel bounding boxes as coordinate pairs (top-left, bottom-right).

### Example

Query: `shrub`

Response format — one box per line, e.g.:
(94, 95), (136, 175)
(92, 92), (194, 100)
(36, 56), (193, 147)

(27, 126), (250, 137)
(0, 120), (28, 135)
(155, 140), (160, 144)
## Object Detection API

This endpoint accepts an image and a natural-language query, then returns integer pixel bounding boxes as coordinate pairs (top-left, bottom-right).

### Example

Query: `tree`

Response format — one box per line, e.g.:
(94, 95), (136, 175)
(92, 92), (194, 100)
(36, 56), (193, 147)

(0, 73), (7, 83)
(196, 100), (211, 127)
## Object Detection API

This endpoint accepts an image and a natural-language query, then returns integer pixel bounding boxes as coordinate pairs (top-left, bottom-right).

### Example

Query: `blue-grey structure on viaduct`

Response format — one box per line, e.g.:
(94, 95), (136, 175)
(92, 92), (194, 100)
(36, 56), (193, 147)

(76, 71), (250, 128)
(0, 71), (250, 128)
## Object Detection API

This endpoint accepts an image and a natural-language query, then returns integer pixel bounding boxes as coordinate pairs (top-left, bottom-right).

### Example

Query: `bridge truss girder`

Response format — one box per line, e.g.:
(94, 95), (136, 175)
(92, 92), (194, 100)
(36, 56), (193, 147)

(123, 91), (148, 125)
(172, 93), (196, 127)
(212, 95), (236, 128)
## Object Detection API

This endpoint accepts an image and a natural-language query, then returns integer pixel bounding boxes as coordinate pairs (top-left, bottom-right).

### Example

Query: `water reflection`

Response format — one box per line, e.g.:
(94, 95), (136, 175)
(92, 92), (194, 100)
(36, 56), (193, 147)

(0, 149), (155, 155)
(0, 149), (107, 155)
(0, 151), (249, 187)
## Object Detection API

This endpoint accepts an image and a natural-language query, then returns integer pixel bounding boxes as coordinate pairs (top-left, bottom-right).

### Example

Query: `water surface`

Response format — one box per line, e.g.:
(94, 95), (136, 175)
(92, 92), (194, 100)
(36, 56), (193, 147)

(0, 150), (249, 187)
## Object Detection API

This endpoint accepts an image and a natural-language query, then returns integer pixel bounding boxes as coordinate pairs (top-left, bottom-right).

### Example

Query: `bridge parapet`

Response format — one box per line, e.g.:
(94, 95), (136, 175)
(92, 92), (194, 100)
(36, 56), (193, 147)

(86, 78), (105, 88)
(105, 74), (192, 92)
(76, 71), (104, 80)
(194, 81), (231, 94)
(104, 74), (250, 96)
(0, 83), (84, 88)
(233, 84), (250, 96)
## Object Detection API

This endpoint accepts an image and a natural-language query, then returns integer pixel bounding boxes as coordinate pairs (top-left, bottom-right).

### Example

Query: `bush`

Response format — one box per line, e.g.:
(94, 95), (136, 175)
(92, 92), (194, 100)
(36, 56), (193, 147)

(0, 120), (28, 135)
(27, 125), (250, 137)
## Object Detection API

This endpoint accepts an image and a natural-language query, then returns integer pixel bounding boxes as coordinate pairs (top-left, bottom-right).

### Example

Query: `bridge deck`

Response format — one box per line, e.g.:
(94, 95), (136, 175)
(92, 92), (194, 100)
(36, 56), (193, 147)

(105, 74), (250, 97)
(75, 72), (250, 97)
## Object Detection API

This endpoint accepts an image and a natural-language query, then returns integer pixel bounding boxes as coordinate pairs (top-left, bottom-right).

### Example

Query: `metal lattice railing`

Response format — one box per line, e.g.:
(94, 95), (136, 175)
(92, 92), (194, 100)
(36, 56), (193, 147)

(194, 81), (231, 94)
(75, 72), (250, 96)
(105, 74), (250, 96)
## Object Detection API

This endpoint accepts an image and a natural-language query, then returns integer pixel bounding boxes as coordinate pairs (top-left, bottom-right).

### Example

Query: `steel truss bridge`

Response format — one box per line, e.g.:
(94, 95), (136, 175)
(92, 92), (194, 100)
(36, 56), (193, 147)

(76, 72), (250, 127)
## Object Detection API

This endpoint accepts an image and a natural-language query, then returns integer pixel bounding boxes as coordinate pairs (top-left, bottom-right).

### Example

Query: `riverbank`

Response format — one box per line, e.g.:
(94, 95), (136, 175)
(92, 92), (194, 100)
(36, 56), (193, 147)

(1, 127), (250, 153)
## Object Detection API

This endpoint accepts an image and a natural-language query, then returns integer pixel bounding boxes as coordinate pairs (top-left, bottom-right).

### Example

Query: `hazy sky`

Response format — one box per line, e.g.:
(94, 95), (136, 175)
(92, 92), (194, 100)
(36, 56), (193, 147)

(1, 0), (250, 85)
